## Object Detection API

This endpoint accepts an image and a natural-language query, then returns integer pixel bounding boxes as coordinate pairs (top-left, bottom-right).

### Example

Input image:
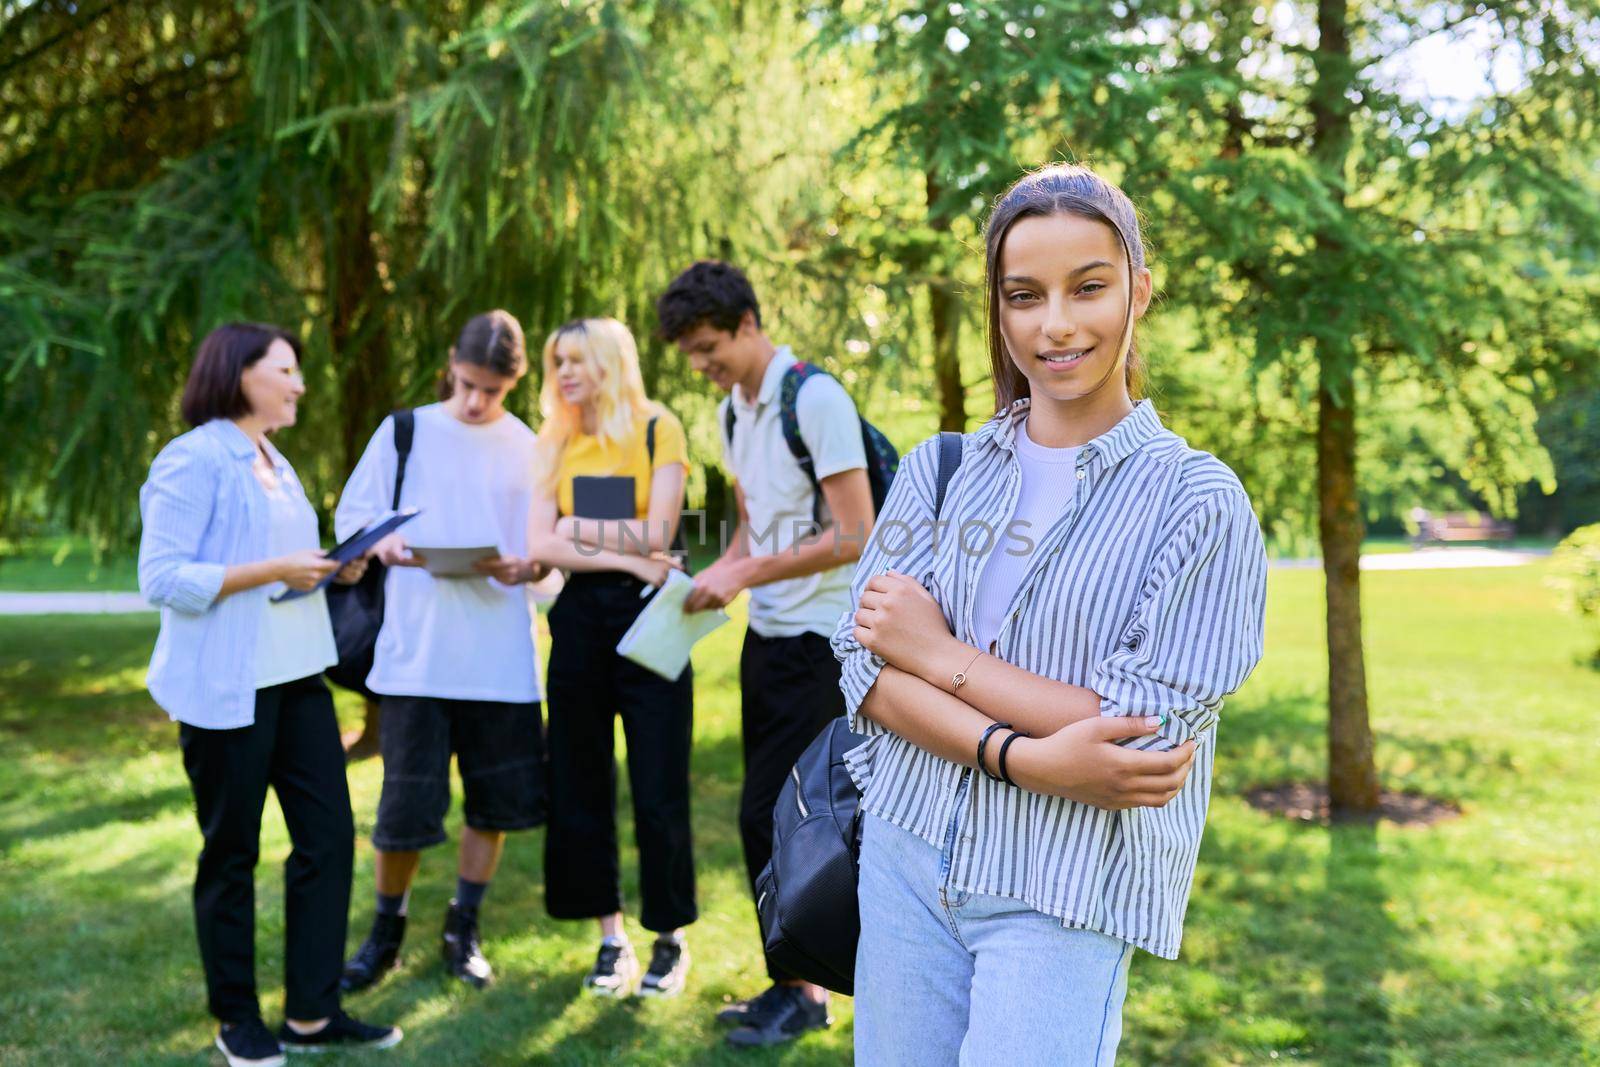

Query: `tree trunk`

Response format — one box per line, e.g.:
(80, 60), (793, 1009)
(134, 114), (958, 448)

(332, 192), (393, 479)
(924, 168), (966, 432)
(1318, 363), (1380, 812)
(929, 278), (965, 431)
(1311, 0), (1380, 815)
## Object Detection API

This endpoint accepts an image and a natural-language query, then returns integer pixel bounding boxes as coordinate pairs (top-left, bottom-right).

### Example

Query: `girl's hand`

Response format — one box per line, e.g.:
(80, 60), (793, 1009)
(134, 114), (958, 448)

(853, 570), (954, 675)
(1007, 717), (1197, 810)
(631, 553), (682, 590)
(333, 556), (369, 585)
(374, 533), (425, 568)
(474, 555), (534, 585)
(277, 549), (341, 592)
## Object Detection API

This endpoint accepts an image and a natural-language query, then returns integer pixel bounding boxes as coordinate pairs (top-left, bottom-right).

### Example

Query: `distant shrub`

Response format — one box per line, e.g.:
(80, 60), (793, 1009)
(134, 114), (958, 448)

(1550, 523), (1600, 664)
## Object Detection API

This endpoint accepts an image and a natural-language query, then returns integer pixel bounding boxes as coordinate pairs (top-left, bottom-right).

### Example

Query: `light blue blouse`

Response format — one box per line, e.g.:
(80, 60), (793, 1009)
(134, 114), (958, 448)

(138, 419), (324, 728)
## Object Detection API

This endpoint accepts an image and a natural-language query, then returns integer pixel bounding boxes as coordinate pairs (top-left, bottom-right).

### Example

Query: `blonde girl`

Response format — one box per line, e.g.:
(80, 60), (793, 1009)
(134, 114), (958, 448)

(527, 317), (697, 999)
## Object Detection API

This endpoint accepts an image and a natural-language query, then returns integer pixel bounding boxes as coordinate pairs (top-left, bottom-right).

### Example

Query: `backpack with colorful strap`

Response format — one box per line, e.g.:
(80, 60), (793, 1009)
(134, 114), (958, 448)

(723, 361), (899, 520)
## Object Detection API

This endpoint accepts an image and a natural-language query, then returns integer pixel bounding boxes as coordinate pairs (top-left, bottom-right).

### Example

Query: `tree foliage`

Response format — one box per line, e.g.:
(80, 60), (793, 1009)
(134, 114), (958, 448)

(3, 2), (1598, 564)
(0, 0), (864, 539)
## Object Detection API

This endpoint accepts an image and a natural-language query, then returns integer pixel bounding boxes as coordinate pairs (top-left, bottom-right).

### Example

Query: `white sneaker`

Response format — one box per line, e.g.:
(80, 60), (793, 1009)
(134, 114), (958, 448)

(639, 934), (690, 998)
(582, 937), (639, 998)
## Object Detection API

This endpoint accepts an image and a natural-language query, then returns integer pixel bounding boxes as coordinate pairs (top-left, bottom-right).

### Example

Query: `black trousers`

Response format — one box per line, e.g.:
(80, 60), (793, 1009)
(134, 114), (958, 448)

(178, 675), (354, 1023)
(544, 572), (697, 933)
(738, 629), (844, 981)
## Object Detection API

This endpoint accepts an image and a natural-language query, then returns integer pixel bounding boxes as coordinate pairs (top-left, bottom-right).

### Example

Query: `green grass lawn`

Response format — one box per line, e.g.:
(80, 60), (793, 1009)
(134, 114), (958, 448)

(0, 536), (141, 592)
(2, 565), (1598, 1065)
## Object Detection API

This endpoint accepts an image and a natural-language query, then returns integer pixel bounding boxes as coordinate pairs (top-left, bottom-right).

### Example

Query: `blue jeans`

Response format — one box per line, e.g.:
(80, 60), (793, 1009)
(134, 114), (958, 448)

(854, 779), (1134, 1066)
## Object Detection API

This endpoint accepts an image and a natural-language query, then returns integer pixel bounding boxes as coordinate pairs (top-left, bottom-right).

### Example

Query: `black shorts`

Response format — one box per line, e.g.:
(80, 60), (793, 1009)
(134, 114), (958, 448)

(373, 695), (546, 851)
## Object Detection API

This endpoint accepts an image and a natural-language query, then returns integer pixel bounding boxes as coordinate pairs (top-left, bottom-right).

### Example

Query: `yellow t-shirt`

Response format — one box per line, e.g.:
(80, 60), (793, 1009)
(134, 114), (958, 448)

(555, 408), (688, 519)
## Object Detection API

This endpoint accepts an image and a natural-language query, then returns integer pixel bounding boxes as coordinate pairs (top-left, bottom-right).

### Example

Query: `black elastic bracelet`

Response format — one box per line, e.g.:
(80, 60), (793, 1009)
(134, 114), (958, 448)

(976, 721), (1012, 782)
(997, 730), (1028, 787)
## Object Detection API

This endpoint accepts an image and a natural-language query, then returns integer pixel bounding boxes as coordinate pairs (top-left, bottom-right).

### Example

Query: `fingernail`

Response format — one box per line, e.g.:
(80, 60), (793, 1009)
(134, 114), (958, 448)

(1145, 716), (1164, 728)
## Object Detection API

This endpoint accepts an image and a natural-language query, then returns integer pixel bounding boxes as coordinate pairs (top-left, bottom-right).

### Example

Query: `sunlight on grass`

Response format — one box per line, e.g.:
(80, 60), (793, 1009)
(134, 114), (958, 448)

(2, 565), (1597, 1064)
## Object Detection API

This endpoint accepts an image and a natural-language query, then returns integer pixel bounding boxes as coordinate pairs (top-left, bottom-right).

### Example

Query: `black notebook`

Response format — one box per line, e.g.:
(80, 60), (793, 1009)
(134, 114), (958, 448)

(271, 508), (420, 603)
(571, 475), (636, 520)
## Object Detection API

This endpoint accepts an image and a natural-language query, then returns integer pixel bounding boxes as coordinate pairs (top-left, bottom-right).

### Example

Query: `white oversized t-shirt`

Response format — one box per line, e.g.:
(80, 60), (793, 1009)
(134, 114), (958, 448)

(719, 347), (868, 639)
(334, 403), (542, 703)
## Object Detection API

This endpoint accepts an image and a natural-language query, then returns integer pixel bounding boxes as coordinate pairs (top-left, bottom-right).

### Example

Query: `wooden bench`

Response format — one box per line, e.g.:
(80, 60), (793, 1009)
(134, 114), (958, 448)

(1408, 508), (1515, 547)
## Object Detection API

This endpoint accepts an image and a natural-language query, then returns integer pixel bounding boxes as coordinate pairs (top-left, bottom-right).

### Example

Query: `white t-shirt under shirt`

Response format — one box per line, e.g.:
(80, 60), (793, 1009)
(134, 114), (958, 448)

(971, 418), (1080, 652)
(719, 347), (868, 640)
(254, 457), (338, 689)
(334, 403), (542, 704)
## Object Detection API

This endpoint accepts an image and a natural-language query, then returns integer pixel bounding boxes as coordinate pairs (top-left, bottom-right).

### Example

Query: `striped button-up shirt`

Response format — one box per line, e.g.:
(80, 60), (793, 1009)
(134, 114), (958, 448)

(139, 419), (312, 728)
(832, 399), (1267, 959)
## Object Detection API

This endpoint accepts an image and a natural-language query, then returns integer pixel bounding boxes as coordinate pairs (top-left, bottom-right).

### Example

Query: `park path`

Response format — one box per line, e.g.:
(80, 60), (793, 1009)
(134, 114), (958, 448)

(0, 546), (1552, 615)
(1272, 546), (1550, 571)
(0, 591), (154, 615)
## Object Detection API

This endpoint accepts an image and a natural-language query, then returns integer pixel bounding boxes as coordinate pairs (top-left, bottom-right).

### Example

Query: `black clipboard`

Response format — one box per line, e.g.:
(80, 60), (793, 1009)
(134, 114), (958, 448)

(571, 476), (637, 520)
(271, 508), (421, 603)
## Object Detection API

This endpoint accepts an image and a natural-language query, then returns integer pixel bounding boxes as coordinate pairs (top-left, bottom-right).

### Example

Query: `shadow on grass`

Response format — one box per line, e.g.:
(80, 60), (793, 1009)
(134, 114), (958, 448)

(1320, 819), (1399, 1065)
(1220, 687), (1499, 805)
(0, 782), (193, 848)
(1139, 685), (1591, 1064)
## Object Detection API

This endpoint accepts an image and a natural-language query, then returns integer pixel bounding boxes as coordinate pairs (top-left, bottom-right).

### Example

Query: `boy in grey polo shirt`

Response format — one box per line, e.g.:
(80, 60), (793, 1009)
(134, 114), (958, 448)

(659, 261), (875, 1047)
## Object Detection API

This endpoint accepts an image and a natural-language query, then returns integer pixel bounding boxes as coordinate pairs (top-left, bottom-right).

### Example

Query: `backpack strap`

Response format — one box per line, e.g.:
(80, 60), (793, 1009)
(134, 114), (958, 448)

(778, 362), (826, 497)
(777, 362), (835, 524)
(646, 414), (657, 462)
(934, 430), (962, 516)
(390, 409), (415, 511)
(722, 401), (737, 449)
(725, 361), (831, 523)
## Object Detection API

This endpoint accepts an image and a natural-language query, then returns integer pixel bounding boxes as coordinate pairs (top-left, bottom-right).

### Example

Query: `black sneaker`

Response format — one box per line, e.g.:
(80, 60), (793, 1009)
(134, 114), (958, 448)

(725, 985), (830, 1048)
(441, 901), (493, 988)
(215, 1018), (285, 1067)
(638, 933), (690, 998)
(341, 912), (406, 993)
(714, 983), (787, 1026)
(582, 937), (639, 998)
(276, 1009), (402, 1053)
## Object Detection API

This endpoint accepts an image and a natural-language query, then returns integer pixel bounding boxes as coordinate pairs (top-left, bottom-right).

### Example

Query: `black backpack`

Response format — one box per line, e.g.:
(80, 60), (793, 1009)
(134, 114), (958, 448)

(723, 361), (900, 522)
(753, 430), (963, 995)
(325, 410), (414, 698)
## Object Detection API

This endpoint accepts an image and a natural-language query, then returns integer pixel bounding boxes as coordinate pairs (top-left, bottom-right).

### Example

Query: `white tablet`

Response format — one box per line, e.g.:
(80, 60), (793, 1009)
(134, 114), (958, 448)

(409, 545), (499, 578)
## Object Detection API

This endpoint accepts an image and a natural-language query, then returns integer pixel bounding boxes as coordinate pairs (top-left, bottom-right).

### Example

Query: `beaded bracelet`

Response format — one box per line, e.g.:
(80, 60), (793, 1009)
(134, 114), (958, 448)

(975, 721), (1012, 782)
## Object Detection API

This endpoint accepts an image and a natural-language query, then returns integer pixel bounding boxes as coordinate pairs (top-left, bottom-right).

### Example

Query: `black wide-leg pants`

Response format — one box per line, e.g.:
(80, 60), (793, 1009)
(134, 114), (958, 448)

(179, 674), (354, 1023)
(544, 573), (697, 933)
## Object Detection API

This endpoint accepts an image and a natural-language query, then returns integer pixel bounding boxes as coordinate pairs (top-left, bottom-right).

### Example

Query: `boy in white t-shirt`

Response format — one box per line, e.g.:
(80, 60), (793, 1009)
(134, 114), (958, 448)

(659, 261), (876, 1047)
(334, 311), (554, 997)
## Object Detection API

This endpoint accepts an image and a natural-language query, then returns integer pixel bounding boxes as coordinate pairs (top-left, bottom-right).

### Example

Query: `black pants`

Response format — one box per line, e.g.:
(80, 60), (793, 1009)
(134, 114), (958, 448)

(739, 629), (844, 981)
(178, 675), (354, 1023)
(544, 572), (697, 933)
